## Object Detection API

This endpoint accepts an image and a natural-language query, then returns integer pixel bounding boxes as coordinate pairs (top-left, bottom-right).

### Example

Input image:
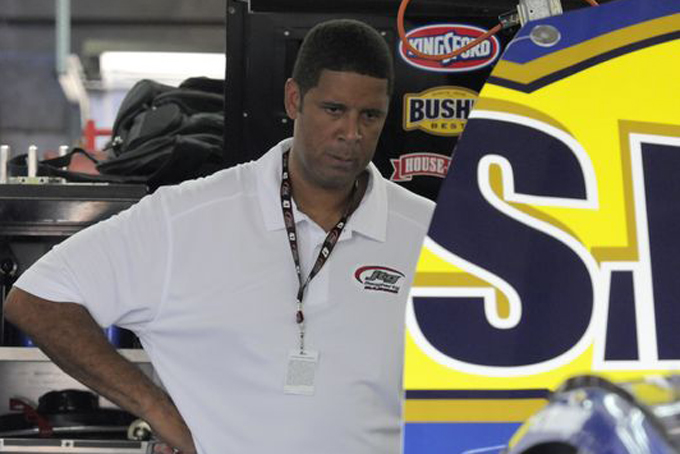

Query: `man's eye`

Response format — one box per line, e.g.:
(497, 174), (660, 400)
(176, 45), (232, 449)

(324, 106), (342, 115)
(363, 111), (382, 121)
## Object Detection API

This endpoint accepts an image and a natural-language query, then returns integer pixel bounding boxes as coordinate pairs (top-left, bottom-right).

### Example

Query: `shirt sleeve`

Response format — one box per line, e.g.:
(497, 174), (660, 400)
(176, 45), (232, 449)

(14, 188), (172, 333)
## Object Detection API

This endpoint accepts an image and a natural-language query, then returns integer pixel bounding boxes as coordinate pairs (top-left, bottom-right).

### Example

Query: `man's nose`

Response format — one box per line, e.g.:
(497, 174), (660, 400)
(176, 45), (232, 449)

(339, 112), (363, 142)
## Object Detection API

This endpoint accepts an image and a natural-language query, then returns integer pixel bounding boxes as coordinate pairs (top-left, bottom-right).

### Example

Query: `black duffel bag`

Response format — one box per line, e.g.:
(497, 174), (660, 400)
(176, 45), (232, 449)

(99, 76), (227, 190)
(9, 77), (228, 191)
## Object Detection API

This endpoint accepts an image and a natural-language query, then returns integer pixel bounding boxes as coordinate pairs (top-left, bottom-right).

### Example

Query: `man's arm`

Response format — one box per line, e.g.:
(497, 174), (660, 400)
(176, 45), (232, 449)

(3, 287), (196, 454)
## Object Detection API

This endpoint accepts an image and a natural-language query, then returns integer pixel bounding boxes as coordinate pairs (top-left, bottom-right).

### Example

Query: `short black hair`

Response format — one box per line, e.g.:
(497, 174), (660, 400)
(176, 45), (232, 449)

(292, 19), (394, 99)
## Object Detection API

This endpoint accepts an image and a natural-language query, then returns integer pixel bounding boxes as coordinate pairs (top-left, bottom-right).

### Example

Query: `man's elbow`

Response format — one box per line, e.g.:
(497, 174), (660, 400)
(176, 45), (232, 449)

(3, 287), (50, 328)
(4, 287), (28, 325)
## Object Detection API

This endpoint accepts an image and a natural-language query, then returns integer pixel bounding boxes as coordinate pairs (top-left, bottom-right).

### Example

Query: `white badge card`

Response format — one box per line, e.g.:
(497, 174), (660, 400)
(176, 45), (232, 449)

(284, 349), (319, 395)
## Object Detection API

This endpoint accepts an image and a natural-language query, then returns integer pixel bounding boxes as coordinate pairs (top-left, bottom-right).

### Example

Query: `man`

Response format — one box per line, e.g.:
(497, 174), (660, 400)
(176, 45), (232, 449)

(4, 19), (433, 453)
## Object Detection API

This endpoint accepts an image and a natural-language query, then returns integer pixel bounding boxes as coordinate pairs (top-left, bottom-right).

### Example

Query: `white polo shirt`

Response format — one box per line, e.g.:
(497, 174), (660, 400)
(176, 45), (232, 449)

(16, 138), (434, 454)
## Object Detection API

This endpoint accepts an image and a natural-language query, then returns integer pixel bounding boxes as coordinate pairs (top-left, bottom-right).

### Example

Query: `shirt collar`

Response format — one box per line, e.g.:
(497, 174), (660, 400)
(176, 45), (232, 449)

(255, 138), (387, 243)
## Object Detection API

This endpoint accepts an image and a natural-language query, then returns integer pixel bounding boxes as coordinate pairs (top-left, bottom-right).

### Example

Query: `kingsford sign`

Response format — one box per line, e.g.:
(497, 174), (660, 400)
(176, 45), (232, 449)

(398, 24), (502, 72)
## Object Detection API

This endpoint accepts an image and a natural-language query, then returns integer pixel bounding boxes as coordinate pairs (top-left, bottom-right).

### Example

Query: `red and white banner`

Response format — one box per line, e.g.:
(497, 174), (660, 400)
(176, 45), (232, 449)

(390, 152), (451, 182)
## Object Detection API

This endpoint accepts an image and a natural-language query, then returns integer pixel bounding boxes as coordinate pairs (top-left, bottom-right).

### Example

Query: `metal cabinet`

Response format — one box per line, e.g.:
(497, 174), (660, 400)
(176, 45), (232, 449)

(0, 183), (149, 416)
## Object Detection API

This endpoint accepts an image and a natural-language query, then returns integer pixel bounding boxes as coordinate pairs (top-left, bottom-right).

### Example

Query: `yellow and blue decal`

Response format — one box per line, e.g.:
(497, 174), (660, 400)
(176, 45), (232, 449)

(404, 0), (680, 451)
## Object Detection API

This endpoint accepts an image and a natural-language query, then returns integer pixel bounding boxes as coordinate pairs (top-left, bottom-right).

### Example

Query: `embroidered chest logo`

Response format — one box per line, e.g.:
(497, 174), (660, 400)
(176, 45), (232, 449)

(354, 266), (406, 294)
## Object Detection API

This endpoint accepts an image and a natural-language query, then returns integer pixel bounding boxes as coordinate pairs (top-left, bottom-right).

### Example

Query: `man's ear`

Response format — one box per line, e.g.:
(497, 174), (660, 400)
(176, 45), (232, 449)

(284, 78), (301, 120)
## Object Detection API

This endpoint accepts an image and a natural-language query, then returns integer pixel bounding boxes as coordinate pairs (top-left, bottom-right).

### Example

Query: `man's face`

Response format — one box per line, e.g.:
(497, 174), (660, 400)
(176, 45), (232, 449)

(284, 70), (390, 191)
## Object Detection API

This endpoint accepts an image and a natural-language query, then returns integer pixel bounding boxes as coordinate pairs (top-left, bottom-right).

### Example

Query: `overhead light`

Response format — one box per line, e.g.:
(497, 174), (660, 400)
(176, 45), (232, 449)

(100, 51), (225, 89)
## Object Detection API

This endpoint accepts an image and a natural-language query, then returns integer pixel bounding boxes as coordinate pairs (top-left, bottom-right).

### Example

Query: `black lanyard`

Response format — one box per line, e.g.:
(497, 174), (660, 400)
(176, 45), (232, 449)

(280, 149), (355, 352)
